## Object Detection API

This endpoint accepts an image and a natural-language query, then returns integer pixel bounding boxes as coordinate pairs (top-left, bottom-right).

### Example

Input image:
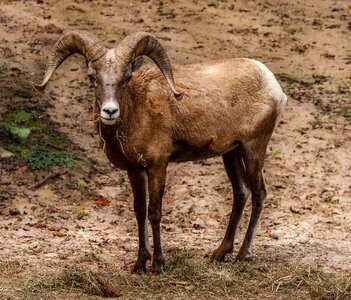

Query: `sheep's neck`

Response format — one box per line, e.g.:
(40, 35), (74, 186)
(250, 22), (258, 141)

(95, 90), (144, 168)
(96, 121), (129, 169)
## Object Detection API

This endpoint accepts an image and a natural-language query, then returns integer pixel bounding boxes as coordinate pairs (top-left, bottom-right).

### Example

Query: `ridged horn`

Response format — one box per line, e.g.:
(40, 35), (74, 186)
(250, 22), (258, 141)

(33, 30), (107, 91)
(115, 32), (183, 99)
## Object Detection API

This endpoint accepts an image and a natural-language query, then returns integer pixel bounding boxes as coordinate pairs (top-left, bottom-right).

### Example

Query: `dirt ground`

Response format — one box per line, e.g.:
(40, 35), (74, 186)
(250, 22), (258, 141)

(0, 0), (350, 299)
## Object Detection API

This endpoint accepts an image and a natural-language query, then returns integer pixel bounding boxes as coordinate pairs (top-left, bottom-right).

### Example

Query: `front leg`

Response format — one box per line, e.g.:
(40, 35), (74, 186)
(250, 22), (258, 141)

(128, 167), (151, 272)
(147, 162), (168, 274)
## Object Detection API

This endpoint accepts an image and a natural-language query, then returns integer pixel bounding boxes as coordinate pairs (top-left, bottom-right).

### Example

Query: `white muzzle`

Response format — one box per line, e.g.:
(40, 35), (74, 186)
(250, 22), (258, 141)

(101, 101), (120, 125)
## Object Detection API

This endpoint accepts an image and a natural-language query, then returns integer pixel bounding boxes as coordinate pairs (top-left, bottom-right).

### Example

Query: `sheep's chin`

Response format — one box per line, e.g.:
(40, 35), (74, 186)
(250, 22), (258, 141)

(101, 118), (118, 125)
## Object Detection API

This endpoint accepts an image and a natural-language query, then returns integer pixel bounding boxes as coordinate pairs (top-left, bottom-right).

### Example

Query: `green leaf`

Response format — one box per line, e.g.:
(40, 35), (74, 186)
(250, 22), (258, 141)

(13, 110), (33, 123)
(7, 124), (31, 143)
(22, 143), (77, 169)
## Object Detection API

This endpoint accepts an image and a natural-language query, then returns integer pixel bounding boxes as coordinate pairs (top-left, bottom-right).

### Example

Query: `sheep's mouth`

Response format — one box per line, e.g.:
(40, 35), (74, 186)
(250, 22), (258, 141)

(101, 117), (118, 125)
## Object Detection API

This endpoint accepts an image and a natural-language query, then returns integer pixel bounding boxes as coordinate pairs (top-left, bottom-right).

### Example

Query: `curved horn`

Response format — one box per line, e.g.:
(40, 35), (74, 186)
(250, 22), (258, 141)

(33, 30), (107, 91)
(115, 32), (183, 99)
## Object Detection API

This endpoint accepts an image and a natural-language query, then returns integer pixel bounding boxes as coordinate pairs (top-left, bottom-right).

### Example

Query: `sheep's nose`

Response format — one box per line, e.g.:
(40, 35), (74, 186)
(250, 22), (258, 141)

(103, 107), (118, 117)
(101, 101), (120, 124)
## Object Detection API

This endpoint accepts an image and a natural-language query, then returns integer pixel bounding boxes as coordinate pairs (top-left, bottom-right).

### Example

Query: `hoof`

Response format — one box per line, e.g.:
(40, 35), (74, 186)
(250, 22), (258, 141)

(235, 250), (251, 261)
(210, 246), (233, 262)
(151, 265), (163, 274)
(132, 262), (147, 273)
(151, 256), (165, 274)
(132, 251), (151, 273)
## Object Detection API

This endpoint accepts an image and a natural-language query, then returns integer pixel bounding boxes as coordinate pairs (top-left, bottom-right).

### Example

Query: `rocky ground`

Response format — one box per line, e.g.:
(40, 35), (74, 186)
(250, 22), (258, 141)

(0, 1), (350, 299)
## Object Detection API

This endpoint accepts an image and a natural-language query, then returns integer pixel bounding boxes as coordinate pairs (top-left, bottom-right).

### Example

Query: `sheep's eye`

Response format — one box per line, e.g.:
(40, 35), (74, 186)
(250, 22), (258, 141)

(88, 74), (96, 82)
(88, 74), (97, 88)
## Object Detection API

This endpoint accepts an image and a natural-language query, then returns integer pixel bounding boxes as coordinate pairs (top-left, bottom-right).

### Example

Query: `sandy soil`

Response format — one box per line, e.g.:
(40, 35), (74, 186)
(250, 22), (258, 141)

(0, 0), (350, 299)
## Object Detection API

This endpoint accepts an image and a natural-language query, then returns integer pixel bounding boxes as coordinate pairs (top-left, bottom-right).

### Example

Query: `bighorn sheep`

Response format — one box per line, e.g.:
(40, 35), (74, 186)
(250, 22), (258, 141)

(34, 30), (287, 274)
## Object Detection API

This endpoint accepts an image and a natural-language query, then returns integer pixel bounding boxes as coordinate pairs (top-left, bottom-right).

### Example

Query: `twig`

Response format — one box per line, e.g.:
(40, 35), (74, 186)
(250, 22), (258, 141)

(47, 142), (67, 151)
(29, 170), (68, 189)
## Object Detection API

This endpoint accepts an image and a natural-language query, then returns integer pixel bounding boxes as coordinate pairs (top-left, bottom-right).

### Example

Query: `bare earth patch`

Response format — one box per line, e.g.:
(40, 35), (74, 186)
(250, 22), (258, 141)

(0, 0), (350, 299)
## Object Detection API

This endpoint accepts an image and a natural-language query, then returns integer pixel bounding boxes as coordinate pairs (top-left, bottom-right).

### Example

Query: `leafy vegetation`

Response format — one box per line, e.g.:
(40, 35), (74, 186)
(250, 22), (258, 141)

(342, 107), (351, 122)
(4, 109), (35, 143)
(1, 109), (77, 169)
(23, 141), (77, 170)
(271, 148), (282, 155)
(11, 109), (33, 123)
(314, 114), (329, 124)
(6, 124), (31, 143)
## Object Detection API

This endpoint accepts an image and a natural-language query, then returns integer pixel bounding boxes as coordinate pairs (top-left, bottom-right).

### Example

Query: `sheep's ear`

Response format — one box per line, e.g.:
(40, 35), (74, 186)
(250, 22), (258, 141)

(131, 57), (143, 72)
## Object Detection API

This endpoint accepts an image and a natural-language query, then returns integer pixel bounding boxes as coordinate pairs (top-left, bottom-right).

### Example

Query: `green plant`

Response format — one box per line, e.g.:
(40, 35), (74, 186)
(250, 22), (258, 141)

(6, 124), (31, 143)
(23, 141), (77, 169)
(288, 28), (297, 35)
(287, 82), (295, 90)
(6, 144), (22, 154)
(41, 128), (64, 145)
(208, 1), (218, 8)
(342, 107), (351, 122)
(77, 211), (89, 220)
(12, 110), (33, 123)
(271, 148), (282, 155)
(4, 109), (40, 143)
(266, 180), (275, 191)
(314, 114), (329, 124)
(2, 108), (79, 169)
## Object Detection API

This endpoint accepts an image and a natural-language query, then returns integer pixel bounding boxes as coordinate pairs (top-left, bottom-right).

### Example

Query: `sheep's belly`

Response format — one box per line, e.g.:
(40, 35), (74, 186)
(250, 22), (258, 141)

(170, 140), (239, 162)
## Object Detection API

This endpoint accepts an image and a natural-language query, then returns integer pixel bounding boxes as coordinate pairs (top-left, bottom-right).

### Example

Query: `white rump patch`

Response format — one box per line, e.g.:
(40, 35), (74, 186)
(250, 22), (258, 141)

(253, 60), (287, 112)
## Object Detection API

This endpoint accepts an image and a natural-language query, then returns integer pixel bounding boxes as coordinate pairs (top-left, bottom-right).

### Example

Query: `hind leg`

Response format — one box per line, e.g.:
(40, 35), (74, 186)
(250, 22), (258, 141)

(236, 143), (267, 261)
(211, 146), (250, 262)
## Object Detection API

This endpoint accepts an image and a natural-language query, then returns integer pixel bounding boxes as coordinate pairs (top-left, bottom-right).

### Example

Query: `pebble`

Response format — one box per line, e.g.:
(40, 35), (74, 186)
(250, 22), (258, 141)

(0, 146), (14, 158)
(44, 252), (58, 258)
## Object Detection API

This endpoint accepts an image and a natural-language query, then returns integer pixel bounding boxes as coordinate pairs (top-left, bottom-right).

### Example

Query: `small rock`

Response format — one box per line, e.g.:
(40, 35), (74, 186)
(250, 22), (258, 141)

(193, 219), (206, 230)
(269, 232), (280, 240)
(0, 147), (14, 158)
(29, 242), (41, 251)
(44, 253), (58, 258)
(289, 205), (301, 214)
(31, 48), (40, 54)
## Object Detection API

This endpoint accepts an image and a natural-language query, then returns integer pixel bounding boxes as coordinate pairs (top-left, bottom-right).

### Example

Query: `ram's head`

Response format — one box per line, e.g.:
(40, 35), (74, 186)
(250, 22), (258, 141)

(34, 31), (182, 125)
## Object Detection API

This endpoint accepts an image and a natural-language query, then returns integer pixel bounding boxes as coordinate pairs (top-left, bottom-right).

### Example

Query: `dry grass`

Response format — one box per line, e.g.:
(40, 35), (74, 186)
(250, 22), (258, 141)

(1, 250), (350, 300)
(25, 266), (109, 298)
